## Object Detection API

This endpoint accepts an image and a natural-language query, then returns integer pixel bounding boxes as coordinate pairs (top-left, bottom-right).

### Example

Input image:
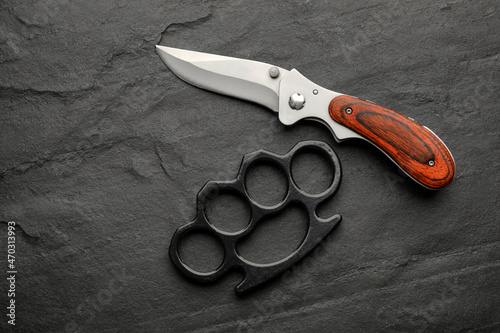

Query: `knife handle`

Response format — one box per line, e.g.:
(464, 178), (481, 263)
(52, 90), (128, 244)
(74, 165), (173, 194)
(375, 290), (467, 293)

(329, 95), (455, 189)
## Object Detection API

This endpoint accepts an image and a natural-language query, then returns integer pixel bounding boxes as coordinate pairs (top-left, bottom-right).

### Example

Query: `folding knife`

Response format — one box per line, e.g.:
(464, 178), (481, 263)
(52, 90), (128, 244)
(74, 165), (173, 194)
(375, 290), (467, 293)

(156, 46), (455, 189)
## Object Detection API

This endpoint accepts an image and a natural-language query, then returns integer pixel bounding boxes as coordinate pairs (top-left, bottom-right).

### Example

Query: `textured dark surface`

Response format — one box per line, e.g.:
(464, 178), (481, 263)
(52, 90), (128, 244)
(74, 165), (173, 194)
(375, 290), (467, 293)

(1, 0), (499, 332)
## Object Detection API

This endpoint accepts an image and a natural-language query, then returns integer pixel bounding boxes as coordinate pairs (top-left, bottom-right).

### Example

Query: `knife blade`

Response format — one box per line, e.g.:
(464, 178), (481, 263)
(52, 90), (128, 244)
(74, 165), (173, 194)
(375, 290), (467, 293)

(156, 46), (455, 189)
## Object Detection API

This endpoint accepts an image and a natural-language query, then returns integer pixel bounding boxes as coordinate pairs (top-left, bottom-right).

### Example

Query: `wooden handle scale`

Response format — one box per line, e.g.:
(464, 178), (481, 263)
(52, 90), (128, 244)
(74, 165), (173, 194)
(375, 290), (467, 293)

(329, 96), (455, 189)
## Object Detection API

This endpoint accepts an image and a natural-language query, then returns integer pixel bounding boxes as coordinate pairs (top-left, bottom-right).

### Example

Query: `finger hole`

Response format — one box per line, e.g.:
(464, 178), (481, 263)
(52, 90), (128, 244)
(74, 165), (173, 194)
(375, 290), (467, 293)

(291, 149), (334, 194)
(244, 161), (288, 207)
(205, 191), (252, 233)
(178, 232), (224, 273)
(236, 204), (308, 264)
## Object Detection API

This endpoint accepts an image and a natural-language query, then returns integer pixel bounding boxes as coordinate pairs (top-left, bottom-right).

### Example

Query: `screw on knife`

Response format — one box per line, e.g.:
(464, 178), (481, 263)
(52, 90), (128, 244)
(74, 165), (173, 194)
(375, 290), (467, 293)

(289, 93), (305, 110)
(269, 67), (280, 78)
(428, 160), (435, 167)
(313, 89), (318, 95)
(345, 107), (353, 114)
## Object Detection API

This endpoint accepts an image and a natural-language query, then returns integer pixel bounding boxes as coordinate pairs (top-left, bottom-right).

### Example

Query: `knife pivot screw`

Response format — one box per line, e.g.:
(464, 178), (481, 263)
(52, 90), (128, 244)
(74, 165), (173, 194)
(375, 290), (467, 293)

(269, 67), (280, 79)
(289, 93), (306, 110)
(313, 89), (318, 95)
(345, 107), (353, 114)
(428, 160), (435, 167)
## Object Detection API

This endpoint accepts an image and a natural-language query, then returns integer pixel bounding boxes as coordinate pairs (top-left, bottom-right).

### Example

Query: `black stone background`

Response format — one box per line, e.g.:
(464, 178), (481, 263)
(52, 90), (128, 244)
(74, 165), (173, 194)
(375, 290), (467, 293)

(1, 0), (499, 332)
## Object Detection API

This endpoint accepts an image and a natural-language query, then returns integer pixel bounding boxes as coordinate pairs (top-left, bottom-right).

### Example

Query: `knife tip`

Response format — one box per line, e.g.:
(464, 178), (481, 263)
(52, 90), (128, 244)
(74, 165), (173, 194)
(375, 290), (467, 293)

(156, 45), (177, 54)
(155, 45), (171, 57)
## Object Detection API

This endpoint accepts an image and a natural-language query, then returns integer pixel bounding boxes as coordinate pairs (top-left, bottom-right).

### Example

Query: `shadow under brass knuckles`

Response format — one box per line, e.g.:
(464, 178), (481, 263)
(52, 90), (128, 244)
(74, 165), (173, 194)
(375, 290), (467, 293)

(169, 140), (342, 295)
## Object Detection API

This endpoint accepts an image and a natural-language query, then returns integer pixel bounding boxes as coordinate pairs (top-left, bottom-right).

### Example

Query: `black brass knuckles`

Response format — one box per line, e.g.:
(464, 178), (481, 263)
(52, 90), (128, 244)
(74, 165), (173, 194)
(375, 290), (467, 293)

(169, 140), (342, 295)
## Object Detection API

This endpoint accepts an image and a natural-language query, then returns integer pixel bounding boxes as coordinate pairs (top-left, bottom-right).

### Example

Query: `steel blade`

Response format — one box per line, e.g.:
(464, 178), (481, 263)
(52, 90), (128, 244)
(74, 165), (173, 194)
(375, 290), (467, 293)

(156, 46), (289, 112)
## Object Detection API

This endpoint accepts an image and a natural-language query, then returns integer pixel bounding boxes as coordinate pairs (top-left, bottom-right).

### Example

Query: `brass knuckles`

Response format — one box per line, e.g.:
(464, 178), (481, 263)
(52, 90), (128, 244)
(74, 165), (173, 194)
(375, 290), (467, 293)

(169, 140), (342, 295)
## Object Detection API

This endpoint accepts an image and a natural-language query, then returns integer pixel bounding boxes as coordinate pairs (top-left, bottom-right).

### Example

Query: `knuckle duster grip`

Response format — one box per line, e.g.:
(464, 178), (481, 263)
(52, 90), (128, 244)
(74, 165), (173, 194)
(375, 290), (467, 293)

(169, 140), (342, 295)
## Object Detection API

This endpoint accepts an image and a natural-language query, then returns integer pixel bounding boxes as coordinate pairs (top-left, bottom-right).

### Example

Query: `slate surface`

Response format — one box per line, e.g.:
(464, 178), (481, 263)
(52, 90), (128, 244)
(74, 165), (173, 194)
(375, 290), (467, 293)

(1, 0), (499, 332)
